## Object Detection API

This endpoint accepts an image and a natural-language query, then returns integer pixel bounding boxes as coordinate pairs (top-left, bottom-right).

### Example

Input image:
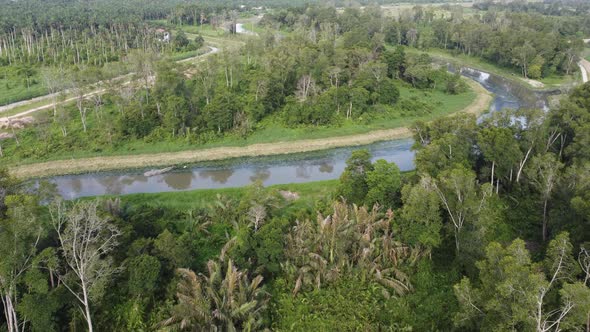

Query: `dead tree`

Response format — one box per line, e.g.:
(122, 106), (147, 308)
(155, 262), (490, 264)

(49, 200), (120, 332)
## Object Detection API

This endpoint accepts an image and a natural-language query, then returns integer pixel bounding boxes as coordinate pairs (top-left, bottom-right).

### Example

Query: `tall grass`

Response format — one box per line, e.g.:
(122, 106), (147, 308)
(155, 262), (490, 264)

(114, 180), (338, 210)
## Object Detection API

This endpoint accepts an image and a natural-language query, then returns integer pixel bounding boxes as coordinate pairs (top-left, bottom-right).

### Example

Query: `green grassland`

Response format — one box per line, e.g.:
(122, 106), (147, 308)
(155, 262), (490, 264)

(116, 179), (338, 211)
(104, 167), (414, 211)
(0, 69), (47, 106)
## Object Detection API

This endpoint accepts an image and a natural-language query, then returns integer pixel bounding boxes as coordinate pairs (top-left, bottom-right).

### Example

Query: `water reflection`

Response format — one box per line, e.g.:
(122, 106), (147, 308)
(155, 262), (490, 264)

(200, 169), (234, 184)
(461, 68), (521, 114)
(250, 168), (271, 182)
(49, 68), (542, 199)
(295, 165), (312, 179)
(162, 172), (195, 190)
(97, 176), (126, 195)
(50, 139), (415, 198)
(318, 162), (334, 173)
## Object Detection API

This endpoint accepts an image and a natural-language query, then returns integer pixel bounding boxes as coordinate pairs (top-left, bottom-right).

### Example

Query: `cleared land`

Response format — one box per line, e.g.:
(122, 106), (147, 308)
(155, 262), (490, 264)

(9, 78), (492, 179)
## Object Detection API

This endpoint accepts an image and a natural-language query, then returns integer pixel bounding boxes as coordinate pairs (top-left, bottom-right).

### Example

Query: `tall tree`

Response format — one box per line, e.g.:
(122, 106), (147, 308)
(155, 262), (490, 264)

(0, 194), (44, 332)
(365, 159), (401, 207)
(337, 150), (374, 205)
(40, 67), (66, 118)
(525, 153), (564, 241)
(398, 179), (443, 255)
(49, 200), (120, 332)
(427, 165), (492, 253)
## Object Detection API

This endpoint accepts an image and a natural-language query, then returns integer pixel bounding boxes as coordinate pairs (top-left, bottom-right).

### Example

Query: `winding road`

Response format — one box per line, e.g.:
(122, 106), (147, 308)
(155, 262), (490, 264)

(581, 39), (590, 83)
(0, 46), (220, 122)
(579, 58), (590, 83)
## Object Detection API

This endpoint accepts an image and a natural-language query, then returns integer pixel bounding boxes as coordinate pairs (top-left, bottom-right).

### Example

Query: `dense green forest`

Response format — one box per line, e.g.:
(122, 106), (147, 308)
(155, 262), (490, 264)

(2, 0), (587, 105)
(261, 4), (589, 79)
(2, 0), (590, 331)
(4, 0), (590, 161)
(1, 6), (470, 164)
(1, 81), (590, 331)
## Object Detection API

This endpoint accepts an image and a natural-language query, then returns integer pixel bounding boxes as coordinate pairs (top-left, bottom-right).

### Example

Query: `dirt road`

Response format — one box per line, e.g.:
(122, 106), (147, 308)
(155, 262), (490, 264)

(10, 78), (492, 179)
(579, 59), (590, 83)
(0, 46), (219, 120)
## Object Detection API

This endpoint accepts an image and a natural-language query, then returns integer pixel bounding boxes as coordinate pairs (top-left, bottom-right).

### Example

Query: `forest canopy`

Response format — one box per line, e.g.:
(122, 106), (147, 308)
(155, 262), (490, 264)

(1, 0), (590, 330)
(2, 81), (590, 331)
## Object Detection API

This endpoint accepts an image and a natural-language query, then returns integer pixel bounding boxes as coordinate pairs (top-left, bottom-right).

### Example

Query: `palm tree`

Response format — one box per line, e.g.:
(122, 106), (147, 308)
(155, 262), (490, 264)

(160, 259), (268, 331)
(283, 201), (422, 297)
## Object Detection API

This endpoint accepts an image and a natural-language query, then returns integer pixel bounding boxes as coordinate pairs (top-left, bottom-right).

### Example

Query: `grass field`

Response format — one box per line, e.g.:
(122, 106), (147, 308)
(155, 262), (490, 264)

(0, 44), (218, 118)
(0, 98), (54, 118)
(0, 32), (221, 109)
(167, 47), (210, 61)
(378, 2), (477, 19)
(0, 72), (48, 106)
(149, 21), (231, 38)
(116, 179), (338, 211)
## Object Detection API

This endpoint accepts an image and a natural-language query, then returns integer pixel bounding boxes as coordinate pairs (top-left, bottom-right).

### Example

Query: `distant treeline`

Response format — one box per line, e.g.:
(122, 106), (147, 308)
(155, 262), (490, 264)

(0, 0), (231, 66)
(261, 4), (588, 79)
(475, 0), (590, 17)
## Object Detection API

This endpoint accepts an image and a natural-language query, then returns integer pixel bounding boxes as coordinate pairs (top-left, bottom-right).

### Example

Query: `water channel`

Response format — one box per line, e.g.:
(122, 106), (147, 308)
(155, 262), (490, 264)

(49, 68), (552, 199)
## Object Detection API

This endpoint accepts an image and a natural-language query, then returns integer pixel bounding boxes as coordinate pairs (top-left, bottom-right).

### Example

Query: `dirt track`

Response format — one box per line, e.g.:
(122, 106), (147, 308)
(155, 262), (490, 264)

(0, 46), (219, 120)
(579, 59), (590, 83)
(10, 78), (492, 179)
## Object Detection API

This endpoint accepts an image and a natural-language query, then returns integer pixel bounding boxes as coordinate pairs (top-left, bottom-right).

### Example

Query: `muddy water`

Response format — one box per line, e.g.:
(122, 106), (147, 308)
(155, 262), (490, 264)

(48, 68), (545, 198)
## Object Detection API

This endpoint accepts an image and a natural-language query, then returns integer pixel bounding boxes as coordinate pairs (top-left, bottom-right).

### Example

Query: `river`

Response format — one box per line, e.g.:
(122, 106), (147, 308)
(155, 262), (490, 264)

(48, 68), (549, 199)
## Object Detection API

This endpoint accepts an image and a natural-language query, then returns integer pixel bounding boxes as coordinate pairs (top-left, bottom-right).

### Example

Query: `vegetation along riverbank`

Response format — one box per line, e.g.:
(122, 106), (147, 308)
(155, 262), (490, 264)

(10, 78), (490, 178)
(1, 1), (590, 331)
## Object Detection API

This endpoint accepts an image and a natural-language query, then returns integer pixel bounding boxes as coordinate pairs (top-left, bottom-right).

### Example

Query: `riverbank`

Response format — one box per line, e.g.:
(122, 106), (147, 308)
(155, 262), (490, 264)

(9, 79), (491, 179)
(405, 47), (578, 90)
(113, 179), (339, 210)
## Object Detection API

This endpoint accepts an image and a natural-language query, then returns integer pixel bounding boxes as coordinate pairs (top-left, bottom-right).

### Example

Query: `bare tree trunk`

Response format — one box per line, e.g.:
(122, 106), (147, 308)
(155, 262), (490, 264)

(52, 95), (58, 118)
(79, 108), (88, 132)
(542, 199), (548, 242)
(10, 124), (19, 146)
(2, 292), (19, 332)
(81, 282), (93, 332)
(50, 200), (120, 332)
(490, 161), (495, 188)
(516, 146), (533, 182)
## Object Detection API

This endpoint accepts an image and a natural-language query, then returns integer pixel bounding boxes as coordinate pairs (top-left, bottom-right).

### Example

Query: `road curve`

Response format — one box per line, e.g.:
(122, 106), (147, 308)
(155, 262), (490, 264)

(0, 46), (220, 120)
(579, 59), (590, 83)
